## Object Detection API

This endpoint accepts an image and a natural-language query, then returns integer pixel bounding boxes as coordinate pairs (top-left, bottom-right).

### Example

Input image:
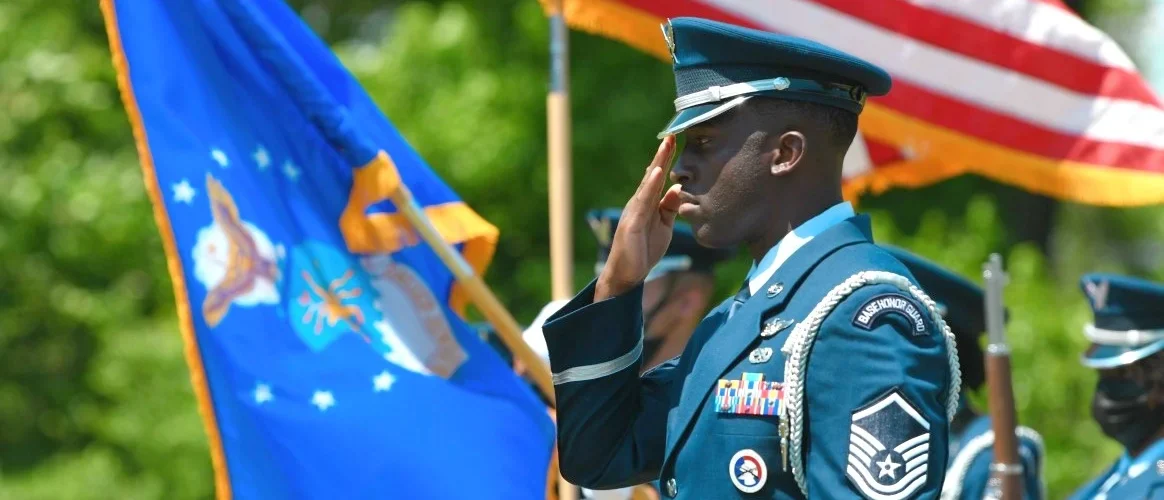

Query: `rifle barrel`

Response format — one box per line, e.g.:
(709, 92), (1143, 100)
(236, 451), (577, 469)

(983, 253), (1023, 500)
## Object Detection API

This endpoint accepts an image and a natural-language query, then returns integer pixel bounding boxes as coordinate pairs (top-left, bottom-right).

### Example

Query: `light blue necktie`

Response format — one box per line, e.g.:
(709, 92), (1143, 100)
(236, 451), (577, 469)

(728, 280), (751, 319)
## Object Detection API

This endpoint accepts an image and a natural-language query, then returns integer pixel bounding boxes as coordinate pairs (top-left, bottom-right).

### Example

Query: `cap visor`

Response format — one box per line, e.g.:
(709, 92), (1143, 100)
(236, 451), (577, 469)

(1081, 340), (1164, 368)
(644, 255), (693, 282)
(657, 96), (752, 139)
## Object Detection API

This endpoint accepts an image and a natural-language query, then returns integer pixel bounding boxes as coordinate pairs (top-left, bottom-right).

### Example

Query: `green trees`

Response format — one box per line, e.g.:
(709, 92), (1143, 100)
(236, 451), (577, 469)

(0, 0), (1158, 497)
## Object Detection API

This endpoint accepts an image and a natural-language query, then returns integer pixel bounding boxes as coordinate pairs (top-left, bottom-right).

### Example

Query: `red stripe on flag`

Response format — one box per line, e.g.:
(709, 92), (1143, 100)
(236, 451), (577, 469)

(811, 0), (1159, 105)
(627, 0), (1164, 172)
(877, 80), (1164, 173)
(864, 137), (905, 166)
(632, 0), (759, 29)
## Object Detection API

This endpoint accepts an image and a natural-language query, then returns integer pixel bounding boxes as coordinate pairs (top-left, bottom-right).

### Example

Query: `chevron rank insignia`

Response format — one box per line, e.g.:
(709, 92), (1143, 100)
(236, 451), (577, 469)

(852, 293), (927, 335)
(846, 389), (930, 499)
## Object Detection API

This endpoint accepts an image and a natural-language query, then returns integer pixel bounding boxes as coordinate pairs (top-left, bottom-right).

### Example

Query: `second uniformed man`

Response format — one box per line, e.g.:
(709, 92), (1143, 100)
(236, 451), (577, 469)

(524, 208), (735, 375)
(525, 208), (734, 500)
(540, 17), (960, 499)
(881, 246), (1045, 500)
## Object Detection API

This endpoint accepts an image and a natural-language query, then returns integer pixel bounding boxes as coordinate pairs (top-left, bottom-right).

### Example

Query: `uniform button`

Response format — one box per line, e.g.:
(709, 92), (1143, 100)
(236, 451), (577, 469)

(665, 477), (678, 497)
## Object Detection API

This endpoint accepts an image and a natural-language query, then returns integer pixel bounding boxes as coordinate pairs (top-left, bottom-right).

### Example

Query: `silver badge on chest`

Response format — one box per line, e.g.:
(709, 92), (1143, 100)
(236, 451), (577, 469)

(760, 317), (795, 338)
(748, 347), (774, 364)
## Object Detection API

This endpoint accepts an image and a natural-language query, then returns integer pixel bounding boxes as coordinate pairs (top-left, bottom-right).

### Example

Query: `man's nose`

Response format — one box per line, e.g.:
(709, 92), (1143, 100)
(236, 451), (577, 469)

(669, 161), (694, 185)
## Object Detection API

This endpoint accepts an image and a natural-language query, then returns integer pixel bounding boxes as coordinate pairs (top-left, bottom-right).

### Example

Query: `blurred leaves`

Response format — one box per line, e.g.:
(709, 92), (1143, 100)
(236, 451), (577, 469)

(0, 0), (176, 480)
(0, 0), (1161, 498)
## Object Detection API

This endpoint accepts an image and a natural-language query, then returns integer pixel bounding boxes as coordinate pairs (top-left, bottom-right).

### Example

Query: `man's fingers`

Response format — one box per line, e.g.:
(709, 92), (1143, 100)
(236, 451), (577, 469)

(624, 165), (658, 220)
(624, 137), (677, 229)
(658, 184), (682, 228)
(635, 166), (666, 211)
(650, 135), (676, 170)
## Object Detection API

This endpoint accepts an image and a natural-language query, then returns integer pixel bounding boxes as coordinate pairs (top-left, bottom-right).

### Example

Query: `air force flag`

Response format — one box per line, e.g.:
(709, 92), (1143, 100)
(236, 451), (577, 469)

(101, 0), (554, 498)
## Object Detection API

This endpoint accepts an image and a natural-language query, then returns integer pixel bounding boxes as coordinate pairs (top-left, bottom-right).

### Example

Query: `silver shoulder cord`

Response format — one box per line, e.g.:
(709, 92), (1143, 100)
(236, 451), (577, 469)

(778, 271), (963, 496)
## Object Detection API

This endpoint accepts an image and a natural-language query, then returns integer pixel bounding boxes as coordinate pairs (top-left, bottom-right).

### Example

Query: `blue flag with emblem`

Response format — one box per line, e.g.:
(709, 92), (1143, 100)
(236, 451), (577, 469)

(100, 0), (554, 498)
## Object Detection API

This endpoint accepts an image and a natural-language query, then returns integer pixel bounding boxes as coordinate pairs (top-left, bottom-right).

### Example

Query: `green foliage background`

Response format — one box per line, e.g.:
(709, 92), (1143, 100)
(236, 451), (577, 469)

(0, 0), (1160, 498)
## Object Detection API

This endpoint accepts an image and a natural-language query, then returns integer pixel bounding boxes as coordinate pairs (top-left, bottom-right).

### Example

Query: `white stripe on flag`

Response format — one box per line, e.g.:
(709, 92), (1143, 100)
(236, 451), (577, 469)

(908, 0), (1137, 70)
(704, 0), (1164, 149)
(842, 132), (875, 179)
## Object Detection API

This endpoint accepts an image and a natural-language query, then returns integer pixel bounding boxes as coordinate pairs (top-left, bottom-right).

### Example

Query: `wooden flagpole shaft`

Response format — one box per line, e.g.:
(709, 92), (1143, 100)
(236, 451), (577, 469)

(548, 3), (578, 500)
(548, 8), (574, 301)
(389, 186), (555, 406)
(548, 95), (573, 300)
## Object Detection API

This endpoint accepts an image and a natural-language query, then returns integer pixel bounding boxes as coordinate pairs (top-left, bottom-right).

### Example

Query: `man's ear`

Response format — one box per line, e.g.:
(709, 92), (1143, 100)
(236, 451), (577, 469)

(769, 131), (806, 176)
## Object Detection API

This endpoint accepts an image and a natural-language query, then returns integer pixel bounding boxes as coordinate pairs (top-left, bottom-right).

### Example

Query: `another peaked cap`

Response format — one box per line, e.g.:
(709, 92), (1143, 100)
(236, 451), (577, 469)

(1079, 272), (1164, 368)
(587, 208), (734, 282)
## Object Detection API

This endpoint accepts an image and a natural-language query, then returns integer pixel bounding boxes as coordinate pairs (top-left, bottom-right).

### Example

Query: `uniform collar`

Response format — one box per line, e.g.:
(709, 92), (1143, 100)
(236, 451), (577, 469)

(1125, 438), (1164, 478)
(1094, 438), (1164, 498)
(746, 201), (855, 296)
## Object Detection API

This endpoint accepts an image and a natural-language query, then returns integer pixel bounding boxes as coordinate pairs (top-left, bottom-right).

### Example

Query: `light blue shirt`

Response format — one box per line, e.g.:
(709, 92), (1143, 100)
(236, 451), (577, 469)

(746, 201), (856, 296)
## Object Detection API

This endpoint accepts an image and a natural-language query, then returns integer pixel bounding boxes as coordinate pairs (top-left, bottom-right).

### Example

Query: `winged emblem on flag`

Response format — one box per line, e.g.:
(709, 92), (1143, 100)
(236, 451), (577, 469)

(193, 173), (281, 328)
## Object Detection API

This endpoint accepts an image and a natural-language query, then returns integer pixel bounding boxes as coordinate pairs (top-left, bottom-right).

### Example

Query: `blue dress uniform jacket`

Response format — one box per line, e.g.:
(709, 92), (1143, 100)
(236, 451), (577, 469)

(942, 415), (1045, 500)
(542, 215), (958, 499)
(1068, 439), (1164, 500)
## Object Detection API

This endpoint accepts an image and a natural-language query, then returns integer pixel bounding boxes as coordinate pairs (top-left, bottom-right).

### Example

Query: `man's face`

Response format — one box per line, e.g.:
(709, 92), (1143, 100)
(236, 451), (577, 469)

(670, 105), (788, 248)
(641, 276), (672, 327)
(1090, 354), (1164, 452)
(1095, 359), (1164, 405)
(636, 271), (716, 370)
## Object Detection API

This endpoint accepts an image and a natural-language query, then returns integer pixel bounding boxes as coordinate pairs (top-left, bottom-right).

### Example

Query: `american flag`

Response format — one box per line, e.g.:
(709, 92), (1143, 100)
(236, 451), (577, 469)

(543, 0), (1164, 206)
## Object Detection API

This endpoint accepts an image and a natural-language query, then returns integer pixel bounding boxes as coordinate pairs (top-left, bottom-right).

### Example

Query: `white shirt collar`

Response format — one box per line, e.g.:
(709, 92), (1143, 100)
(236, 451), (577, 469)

(746, 201), (855, 296)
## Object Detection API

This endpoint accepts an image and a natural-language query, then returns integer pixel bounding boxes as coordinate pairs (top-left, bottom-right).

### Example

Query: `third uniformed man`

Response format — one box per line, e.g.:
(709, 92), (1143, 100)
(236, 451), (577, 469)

(1069, 273), (1164, 499)
(539, 17), (960, 499)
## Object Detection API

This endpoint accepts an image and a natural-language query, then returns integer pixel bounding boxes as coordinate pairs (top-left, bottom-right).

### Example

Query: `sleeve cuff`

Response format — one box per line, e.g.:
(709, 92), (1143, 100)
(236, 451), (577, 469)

(542, 279), (645, 384)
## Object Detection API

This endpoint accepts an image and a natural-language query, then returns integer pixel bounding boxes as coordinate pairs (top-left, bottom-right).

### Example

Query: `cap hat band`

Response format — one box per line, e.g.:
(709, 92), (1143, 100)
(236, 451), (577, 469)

(658, 96), (752, 139)
(673, 76), (866, 112)
(1084, 323), (1164, 346)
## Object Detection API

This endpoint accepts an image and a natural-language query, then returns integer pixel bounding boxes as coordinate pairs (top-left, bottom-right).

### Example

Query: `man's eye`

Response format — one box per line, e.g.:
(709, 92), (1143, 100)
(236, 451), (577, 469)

(692, 136), (712, 146)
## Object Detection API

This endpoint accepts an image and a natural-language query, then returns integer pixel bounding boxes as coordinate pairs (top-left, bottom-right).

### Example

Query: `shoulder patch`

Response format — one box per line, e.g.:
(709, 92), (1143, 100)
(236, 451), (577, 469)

(852, 293), (927, 335)
(846, 389), (931, 500)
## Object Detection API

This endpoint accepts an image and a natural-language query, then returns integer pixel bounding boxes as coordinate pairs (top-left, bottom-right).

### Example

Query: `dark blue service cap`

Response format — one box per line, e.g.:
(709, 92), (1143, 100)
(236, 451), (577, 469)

(1079, 273), (1164, 369)
(587, 208), (734, 282)
(881, 245), (989, 390)
(658, 17), (892, 138)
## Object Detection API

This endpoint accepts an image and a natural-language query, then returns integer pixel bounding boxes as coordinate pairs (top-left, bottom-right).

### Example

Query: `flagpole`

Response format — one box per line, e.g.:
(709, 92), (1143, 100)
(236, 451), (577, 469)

(548, 0), (574, 302)
(547, 3), (578, 500)
(382, 176), (556, 406)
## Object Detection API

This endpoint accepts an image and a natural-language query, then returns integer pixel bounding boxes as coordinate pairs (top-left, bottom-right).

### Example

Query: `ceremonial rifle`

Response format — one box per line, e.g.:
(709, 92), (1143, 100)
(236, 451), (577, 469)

(982, 254), (1023, 499)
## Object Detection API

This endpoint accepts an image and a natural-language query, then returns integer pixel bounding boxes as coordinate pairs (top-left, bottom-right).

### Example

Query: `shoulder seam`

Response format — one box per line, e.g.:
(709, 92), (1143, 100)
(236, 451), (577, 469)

(779, 270), (962, 497)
